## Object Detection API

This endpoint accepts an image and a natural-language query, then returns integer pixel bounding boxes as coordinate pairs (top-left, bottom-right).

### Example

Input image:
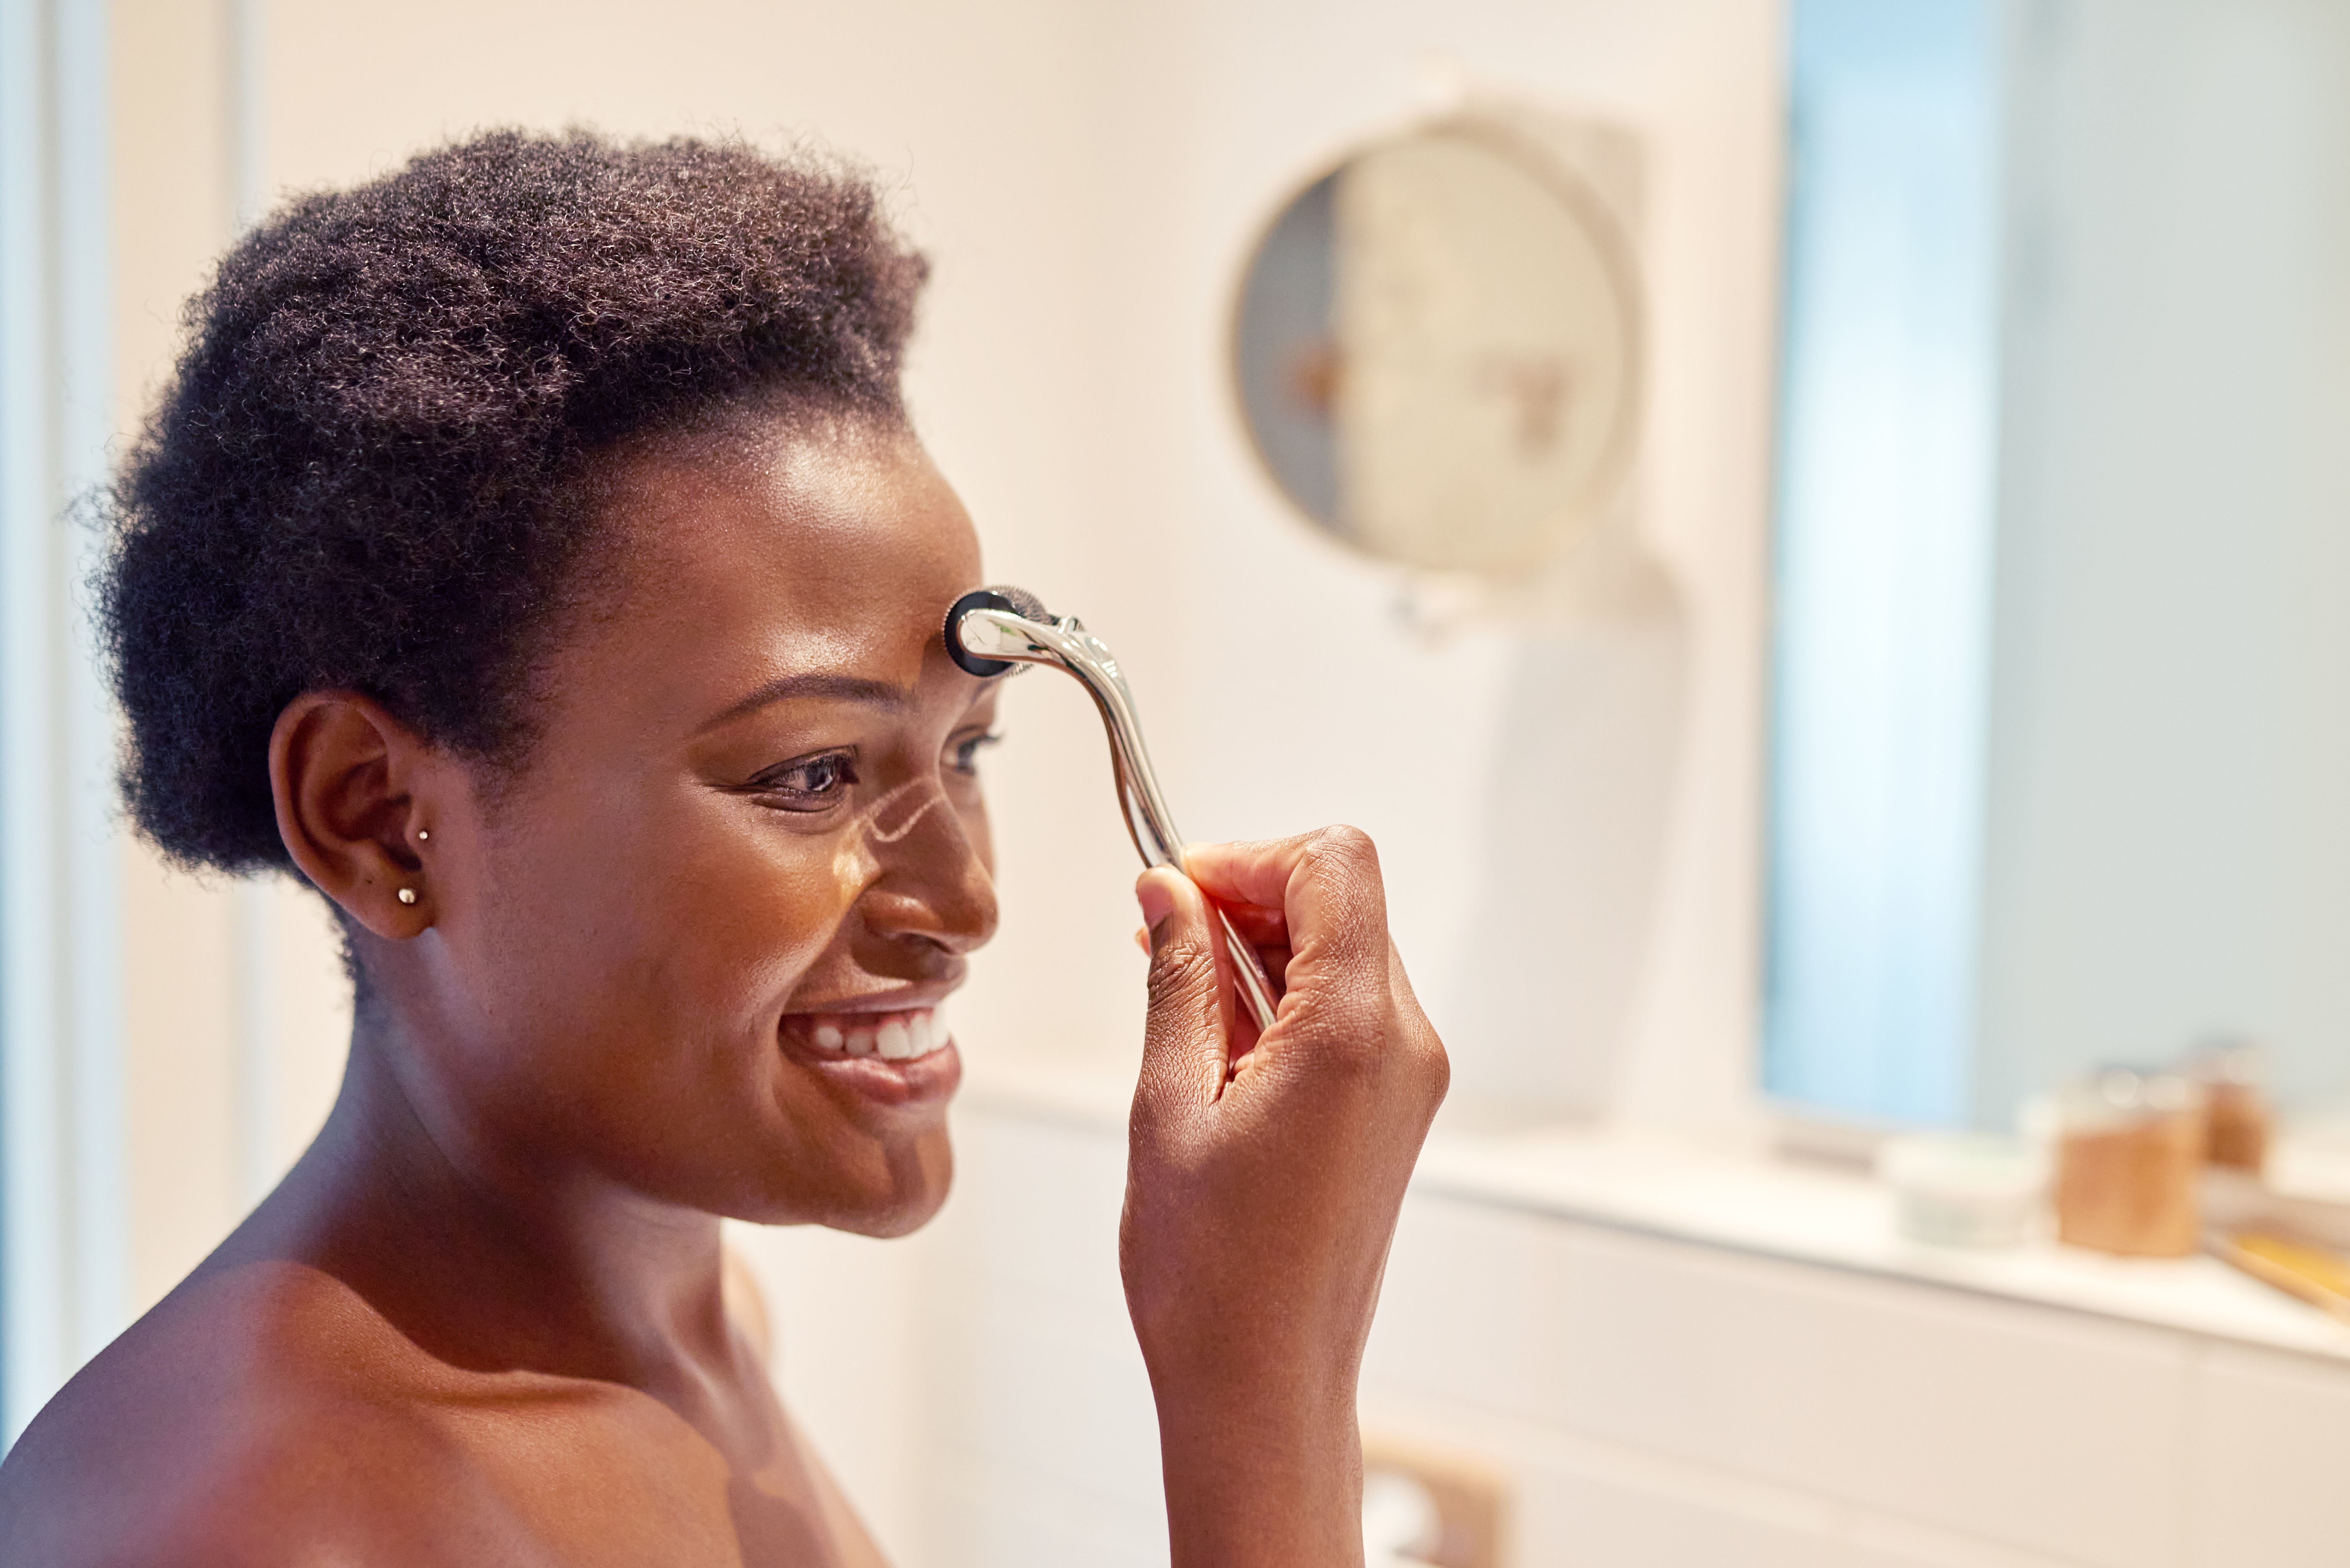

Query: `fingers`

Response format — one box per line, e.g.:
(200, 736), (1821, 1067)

(1137, 921), (1277, 970)
(1217, 901), (1290, 948)
(1133, 868), (1235, 1118)
(1142, 907), (1282, 974)
(1184, 827), (1389, 989)
(1138, 829), (1434, 1119)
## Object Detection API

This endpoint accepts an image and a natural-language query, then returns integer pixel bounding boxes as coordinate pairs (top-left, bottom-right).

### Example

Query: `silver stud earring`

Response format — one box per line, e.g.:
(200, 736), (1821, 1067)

(397, 887), (418, 906)
(416, 829), (430, 842)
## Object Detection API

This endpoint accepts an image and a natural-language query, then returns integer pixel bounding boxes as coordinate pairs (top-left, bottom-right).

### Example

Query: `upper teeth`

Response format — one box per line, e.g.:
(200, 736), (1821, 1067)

(809, 1009), (942, 1061)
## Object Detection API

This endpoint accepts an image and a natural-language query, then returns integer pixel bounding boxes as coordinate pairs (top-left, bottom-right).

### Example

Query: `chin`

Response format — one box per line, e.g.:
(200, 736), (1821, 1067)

(835, 1192), (948, 1239)
(850, 1129), (955, 1236)
(739, 1129), (954, 1236)
(816, 1172), (952, 1238)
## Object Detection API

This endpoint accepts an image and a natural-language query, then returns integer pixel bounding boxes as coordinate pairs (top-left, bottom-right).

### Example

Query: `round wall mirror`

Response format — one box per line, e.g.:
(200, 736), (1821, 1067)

(1232, 120), (1642, 574)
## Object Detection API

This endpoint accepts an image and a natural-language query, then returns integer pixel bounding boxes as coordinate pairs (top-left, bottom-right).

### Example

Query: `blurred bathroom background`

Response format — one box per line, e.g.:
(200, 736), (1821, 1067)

(4, 0), (2347, 1564)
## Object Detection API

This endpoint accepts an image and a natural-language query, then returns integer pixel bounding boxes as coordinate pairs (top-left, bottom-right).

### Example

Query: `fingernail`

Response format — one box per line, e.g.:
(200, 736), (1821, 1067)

(1135, 875), (1174, 950)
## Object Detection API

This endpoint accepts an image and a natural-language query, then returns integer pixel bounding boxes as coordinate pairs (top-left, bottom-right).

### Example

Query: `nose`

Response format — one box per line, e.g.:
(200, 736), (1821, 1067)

(853, 779), (998, 962)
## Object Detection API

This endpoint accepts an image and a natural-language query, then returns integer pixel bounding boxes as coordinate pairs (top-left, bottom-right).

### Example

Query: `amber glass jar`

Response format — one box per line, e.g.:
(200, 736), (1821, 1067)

(2053, 1067), (2208, 1257)
(2188, 1039), (2270, 1175)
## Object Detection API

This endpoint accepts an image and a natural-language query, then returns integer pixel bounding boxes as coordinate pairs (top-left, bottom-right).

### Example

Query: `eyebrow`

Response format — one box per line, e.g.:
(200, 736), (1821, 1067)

(697, 671), (914, 734)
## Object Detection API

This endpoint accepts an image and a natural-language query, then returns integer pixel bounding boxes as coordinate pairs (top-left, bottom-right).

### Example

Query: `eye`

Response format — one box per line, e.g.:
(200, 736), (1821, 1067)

(753, 750), (860, 812)
(947, 730), (1003, 776)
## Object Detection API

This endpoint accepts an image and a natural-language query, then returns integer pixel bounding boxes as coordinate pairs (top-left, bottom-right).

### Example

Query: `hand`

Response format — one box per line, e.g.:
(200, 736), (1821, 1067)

(1121, 827), (1448, 1568)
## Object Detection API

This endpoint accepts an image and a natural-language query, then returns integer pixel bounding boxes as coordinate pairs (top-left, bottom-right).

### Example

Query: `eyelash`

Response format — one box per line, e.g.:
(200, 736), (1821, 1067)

(752, 750), (860, 813)
(749, 731), (1000, 814)
(949, 730), (1003, 775)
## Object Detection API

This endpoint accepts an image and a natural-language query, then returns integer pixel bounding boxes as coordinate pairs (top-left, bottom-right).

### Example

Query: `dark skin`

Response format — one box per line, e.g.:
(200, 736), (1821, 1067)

(0, 415), (1447, 1566)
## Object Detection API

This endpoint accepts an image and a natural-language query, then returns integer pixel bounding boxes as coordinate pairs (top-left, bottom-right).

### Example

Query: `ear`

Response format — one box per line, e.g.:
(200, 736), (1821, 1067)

(269, 691), (440, 939)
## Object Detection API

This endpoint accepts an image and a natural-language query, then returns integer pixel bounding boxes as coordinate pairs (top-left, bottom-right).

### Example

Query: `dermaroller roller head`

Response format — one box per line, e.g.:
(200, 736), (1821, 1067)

(944, 586), (1280, 1032)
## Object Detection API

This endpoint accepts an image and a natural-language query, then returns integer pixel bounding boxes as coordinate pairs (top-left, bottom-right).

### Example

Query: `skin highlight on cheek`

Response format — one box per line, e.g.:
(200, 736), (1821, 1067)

(828, 816), (885, 904)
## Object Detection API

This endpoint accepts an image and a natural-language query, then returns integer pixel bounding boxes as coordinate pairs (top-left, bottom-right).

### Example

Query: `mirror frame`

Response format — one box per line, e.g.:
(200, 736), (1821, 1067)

(1226, 111), (1648, 574)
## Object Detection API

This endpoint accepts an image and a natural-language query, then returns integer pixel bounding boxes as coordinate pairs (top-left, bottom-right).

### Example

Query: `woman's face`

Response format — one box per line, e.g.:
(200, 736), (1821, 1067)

(405, 418), (998, 1236)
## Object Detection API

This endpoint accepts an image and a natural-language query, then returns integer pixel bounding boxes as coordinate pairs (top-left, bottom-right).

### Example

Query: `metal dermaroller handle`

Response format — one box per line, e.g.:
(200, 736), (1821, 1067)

(946, 590), (1280, 1033)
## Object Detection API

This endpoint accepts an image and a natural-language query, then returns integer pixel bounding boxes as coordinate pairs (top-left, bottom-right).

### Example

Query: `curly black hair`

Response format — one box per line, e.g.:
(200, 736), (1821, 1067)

(101, 128), (928, 874)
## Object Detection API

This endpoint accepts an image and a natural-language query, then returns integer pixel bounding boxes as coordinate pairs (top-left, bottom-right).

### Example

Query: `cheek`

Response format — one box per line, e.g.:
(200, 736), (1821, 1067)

(471, 790), (858, 1049)
(827, 801), (887, 893)
(639, 815), (865, 1029)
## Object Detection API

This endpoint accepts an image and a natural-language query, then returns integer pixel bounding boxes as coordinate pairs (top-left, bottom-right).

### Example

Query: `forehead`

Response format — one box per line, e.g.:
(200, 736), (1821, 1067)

(545, 419), (984, 720)
(614, 418), (975, 608)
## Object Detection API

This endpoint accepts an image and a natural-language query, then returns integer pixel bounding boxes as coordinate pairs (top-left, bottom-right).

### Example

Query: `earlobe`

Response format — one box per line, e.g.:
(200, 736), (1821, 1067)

(269, 692), (439, 939)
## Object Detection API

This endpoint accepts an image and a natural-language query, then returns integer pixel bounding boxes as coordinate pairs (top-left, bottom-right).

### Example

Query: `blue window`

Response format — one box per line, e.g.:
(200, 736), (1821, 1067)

(1765, 0), (2001, 1125)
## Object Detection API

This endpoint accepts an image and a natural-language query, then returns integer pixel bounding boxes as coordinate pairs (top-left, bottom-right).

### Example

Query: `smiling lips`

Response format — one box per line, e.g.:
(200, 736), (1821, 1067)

(795, 1007), (948, 1062)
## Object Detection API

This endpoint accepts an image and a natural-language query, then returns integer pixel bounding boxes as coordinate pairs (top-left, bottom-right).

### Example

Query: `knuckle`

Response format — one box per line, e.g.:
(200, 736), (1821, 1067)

(1304, 824), (1379, 878)
(1295, 988), (1448, 1102)
(1418, 1033), (1452, 1104)
(1297, 993), (1395, 1078)
(1145, 941), (1219, 1015)
(1297, 827), (1386, 959)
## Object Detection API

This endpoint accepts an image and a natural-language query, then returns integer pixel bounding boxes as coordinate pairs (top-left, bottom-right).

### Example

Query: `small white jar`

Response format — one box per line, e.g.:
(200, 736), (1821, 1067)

(1877, 1133), (2048, 1249)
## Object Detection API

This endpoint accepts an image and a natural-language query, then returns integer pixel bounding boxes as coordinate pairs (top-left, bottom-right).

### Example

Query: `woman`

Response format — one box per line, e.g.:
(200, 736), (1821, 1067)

(0, 130), (1445, 1566)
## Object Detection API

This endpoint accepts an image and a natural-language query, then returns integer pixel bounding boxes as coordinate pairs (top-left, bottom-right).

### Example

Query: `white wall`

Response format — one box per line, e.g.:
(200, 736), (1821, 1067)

(6, 0), (134, 1434)
(111, 0), (1783, 1303)
(112, 0), (359, 1318)
(87, 5), (2350, 1561)
(255, 0), (1782, 1138)
(1098, 0), (1783, 1137)
(103, 0), (1783, 1554)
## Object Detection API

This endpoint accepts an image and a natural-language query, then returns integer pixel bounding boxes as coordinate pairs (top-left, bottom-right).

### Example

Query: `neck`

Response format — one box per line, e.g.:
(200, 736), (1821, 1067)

(225, 1015), (738, 1399)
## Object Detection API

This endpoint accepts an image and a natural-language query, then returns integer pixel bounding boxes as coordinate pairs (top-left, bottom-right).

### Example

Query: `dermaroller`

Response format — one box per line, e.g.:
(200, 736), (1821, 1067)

(944, 587), (1280, 1031)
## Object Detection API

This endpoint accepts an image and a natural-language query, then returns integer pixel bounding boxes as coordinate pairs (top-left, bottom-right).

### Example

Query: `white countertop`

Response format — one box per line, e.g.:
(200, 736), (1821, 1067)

(961, 1050), (2350, 1365)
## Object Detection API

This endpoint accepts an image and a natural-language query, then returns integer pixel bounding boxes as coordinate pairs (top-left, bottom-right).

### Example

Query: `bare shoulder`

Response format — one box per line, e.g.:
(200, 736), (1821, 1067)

(0, 1262), (546, 1568)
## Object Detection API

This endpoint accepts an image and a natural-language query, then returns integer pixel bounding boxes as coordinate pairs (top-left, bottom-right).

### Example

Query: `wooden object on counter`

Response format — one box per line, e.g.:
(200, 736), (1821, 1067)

(1362, 1431), (1507, 1568)
(2212, 1232), (2350, 1323)
(2202, 1167), (2350, 1322)
(2187, 1037), (2270, 1174)
(2054, 1069), (2206, 1258)
(2205, 1080), (2271, 1173)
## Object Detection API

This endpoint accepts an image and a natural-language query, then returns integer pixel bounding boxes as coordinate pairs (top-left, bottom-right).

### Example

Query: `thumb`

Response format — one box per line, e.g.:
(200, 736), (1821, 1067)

(1134, 867), (1231, 1128)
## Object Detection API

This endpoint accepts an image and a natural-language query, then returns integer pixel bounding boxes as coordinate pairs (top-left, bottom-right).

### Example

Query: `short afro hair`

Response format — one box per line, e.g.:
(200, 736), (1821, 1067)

(101, 127), (928, 874)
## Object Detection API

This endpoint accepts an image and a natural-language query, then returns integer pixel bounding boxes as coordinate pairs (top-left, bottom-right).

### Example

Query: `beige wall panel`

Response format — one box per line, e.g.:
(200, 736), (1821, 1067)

(113, 0), (244, 1315)
(117, 855), (239, 1309)
(260, 880), (351, 1180)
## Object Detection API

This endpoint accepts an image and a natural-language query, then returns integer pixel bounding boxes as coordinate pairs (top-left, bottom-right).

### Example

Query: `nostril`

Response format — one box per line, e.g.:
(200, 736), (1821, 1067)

(860, 871), (998, 957)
